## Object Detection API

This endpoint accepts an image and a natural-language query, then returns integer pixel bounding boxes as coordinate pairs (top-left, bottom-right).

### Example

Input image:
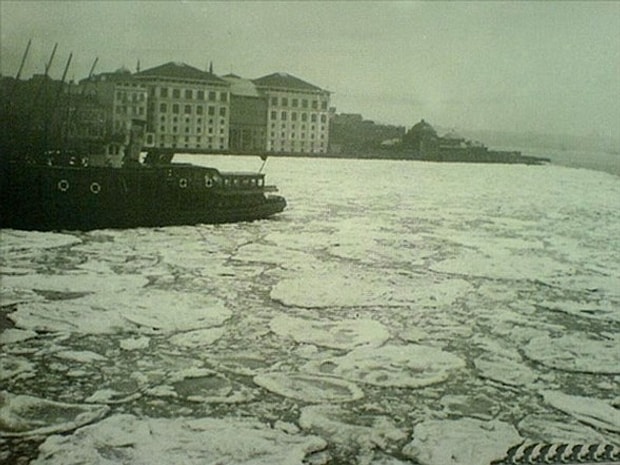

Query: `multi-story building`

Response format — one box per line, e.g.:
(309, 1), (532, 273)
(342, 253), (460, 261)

(78, 68), (147, 160)
(252, 72), (330, 154)
(135, 62), (231, 151)
(223, 74), (268, 153)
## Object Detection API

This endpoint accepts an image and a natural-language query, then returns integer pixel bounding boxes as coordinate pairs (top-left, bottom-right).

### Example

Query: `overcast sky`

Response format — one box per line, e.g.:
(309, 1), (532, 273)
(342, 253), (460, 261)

(1, 1), (619, 138)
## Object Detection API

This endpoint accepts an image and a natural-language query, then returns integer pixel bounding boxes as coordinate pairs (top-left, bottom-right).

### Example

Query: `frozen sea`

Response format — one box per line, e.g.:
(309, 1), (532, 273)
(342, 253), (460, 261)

(1, 153), (619, 464)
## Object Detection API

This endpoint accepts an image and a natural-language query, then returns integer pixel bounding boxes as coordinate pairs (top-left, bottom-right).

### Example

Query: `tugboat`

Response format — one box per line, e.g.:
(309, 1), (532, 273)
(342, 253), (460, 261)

(1, 45), (286, 232)
(0, 126), (287, 231)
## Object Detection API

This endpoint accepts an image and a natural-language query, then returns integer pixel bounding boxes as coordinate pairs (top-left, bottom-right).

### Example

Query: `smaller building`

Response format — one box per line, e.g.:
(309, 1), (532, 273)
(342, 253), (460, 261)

(78, 68), (147, 164)
(223, 74), (268, 153)
(329, 113), (405, 154)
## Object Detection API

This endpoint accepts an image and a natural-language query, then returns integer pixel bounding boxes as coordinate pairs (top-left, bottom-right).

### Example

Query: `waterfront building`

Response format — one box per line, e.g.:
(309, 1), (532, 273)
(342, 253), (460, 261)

(252, 72), (330, 154)
(223, 74), (268, 153)
(329, 112), (405, 154)
(78, 68), (147, 160)
(135, 62), (231, 151)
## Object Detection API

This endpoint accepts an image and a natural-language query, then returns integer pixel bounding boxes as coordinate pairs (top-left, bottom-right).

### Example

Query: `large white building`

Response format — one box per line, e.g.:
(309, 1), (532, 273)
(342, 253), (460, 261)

(252, 72), (330, 154)
(135, 62), (231, 151)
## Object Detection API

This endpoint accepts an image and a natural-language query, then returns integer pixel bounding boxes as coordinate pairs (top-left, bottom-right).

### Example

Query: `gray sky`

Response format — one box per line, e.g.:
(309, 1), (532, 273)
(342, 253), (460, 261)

(1, 1), (619, 138)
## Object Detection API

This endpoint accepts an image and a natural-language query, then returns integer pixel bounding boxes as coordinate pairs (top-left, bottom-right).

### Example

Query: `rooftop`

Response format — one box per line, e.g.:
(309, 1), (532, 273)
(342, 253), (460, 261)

(135, 62), (226, 84)
(252, 72), (326, 93)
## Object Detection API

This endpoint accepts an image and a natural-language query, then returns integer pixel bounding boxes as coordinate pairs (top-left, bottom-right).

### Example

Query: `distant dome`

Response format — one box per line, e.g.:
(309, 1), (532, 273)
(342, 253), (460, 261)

(409, 119), (437, 137)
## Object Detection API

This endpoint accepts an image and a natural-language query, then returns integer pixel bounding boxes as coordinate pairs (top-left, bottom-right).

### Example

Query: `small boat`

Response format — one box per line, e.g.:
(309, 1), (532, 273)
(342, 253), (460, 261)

(0, 149), (287, 231)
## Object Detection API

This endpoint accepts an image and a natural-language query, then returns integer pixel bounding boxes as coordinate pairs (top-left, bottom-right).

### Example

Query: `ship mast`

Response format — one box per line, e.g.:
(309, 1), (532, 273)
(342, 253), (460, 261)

(45, 52), (72, 150)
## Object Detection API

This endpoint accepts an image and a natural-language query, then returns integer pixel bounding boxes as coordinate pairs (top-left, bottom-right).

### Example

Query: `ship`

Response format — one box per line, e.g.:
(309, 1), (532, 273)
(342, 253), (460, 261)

(0, 148), (287, 231)
(1, 44), (286, 232)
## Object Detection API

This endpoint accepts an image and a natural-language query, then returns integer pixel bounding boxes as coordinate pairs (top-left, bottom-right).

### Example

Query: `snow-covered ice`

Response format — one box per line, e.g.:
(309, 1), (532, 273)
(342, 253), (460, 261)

(1, 156), (619, 463)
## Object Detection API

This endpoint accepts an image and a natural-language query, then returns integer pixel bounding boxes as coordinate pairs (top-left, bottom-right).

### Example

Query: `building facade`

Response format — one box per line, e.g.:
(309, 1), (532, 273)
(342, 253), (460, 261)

(135, 62), (230, 151)
(223, 74), (268, 153)
(78, 68), (147, 161)
(252, 72), (330, 154)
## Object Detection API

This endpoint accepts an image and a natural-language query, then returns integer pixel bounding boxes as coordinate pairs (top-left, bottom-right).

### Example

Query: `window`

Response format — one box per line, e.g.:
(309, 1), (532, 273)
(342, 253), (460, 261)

(185, 105), (192, 114)
(270, 111), (277, 120)
(160, 103), (167, 112)
(209, 91), (216, 101)
(291, 112), (297, 121)
(312, 100), (318, 109)
(281, 111), (287, 120)
(220, 92), (228, 102)
(160, 115), (166, 122)
(172, 104), (179, 114)
(321, 114), (327, 123)
(160, 125), (165, 132)
(197, 90), (205, 100)
(292, 98), (298, 107)
(196, 105), (203, 115)
(321, 101), (327, 110)
(173, 126), (178, 133)
(301, 113), (307, 122)
(219, 107), (226, 117)
(271, 97), (278, 105)
(208, 106), (215, 116)
(311, 114), (317, 123)
(173, 89), (180, 98)
(160, 87), (168, 98)
(282, 97), (288, 106)
(302, 99), (308, 108)
(185, 89), (193, 99)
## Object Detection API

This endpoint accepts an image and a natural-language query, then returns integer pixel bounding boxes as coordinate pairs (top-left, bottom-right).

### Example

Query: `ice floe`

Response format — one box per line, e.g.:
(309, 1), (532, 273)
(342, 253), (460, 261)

(0, 355), (36, 381)
(474, 355), (540, 387)
(517, 414), (612, 444)
(119, 290), (232, 331)
(0, 391), (109, 438)
(0, 230), (81, 253)
(2, 273), (148, 295)
(254, 372), (364, 403)
(31, 413), (327, 465)
(299, 404), (407, 461)
(269, 314), (390, 349)
(541, 390), (620, 433)
(304, 344), (465, 388)
(524, 333), (620, 374)
(168, 327), (226, 347)
(401, 418), (522, 465)
(271, 268), (471, 309)
(0, 328), (37, 345)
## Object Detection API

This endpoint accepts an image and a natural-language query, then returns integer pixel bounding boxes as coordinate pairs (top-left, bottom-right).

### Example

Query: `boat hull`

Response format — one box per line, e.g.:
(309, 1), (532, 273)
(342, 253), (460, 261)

(1, 162), (286, 231)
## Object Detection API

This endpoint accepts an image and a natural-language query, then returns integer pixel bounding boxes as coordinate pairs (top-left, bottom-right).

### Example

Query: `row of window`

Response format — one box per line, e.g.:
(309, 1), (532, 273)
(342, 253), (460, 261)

(115, 91), (146, 103)
(270, 111), (327, 123)
(159, 116), (226, 126)
(270, 96), (327, 110)
(156, 87), (228, 102)
(271, 131), (325, 139)
(159, 126), (227, 135)
(158, 103), (226, 117)
(271, 123), (326, 132)
(115, 105), (145, 116)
